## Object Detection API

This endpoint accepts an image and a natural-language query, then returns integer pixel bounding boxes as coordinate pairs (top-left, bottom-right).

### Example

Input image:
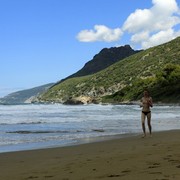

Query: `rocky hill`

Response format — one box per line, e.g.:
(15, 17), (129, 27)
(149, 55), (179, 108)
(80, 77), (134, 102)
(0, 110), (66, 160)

(38, 37), (180, 104)
(1, 45), (139, 105)
(54, 45), (140, 85)
(0, 83), (54, 105)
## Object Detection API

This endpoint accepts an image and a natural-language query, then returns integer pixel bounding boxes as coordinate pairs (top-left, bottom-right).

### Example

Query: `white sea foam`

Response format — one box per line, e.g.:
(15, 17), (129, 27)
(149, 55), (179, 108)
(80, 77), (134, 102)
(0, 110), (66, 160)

(0, 104), (179, 152)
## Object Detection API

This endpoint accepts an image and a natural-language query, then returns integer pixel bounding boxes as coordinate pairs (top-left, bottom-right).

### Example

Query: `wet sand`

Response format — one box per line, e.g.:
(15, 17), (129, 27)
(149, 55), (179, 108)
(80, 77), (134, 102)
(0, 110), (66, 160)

(0, 130), (180, 180)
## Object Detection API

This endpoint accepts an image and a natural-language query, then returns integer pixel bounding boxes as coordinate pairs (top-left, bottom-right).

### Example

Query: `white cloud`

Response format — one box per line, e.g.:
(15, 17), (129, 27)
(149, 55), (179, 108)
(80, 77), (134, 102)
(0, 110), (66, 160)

(123, 9), (153, 33)
(123, 0), (180, 33)
(76, 25), (123, 42)
(76, 0), (180, 49)
(131, 31), (149, 44)
(141, 29), (177, 49)
(123, 0), (180, 49)
(152, 0), (178, 15)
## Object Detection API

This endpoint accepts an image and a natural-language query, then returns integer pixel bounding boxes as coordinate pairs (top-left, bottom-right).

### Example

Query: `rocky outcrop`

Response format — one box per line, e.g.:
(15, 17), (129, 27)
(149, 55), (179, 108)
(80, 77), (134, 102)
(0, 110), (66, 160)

(63, 98), (84, 105)
(63, 96), (98, 105)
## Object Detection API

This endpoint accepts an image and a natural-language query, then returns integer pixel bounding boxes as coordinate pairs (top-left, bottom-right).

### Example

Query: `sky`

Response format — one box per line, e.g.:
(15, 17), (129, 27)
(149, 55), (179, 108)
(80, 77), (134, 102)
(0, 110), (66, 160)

(0, 0), (180, 97)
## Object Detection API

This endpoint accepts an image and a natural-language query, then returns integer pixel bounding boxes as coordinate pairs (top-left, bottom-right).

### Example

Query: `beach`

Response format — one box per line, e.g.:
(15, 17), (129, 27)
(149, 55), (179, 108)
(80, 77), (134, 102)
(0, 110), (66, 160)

(0, 130), (180, 180)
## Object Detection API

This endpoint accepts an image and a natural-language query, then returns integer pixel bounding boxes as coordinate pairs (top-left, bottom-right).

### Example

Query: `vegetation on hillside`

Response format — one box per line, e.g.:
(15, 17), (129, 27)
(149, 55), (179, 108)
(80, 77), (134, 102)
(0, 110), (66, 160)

(102, 63), (180, 103)
(39, 37), (180, 104)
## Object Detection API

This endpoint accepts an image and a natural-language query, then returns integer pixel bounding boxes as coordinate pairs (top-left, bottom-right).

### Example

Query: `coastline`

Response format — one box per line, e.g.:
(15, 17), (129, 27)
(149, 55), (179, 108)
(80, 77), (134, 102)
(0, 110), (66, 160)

(1, 104), (180, 155)
(0, 132), (140, 154)
(0, 129), (180, 180)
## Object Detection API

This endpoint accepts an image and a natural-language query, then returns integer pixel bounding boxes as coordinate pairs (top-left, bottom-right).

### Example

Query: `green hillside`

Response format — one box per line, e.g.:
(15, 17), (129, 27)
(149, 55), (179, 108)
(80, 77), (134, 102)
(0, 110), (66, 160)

(38, 37), (180, 104)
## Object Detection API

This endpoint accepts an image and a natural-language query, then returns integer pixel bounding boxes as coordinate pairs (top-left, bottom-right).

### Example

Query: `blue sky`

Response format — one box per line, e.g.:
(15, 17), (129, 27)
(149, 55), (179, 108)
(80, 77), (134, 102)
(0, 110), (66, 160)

(0, 0), (180, 97)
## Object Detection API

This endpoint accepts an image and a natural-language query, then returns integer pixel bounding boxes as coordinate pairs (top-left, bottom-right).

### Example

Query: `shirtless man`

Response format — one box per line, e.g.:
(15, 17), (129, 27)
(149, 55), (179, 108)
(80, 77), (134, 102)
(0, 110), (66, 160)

(140, 90), (153, 138)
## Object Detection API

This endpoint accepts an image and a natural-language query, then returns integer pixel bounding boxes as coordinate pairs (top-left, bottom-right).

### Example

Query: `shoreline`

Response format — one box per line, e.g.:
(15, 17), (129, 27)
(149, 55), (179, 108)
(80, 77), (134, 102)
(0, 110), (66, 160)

(0, 128), (178, 154)
(0, 129), (180, 179)
(1, 104), (179, 155)
(0, 131), (140, 154)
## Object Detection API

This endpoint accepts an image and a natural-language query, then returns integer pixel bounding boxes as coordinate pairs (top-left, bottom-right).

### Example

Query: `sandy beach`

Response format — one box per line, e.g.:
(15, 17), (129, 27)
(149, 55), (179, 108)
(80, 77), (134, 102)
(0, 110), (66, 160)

(0, 130), (180, 180)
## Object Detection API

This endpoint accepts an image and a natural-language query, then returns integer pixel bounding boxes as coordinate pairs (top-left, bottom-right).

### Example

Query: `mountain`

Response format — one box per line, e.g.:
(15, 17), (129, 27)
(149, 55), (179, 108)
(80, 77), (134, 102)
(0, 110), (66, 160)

(38, 37), (180, 104)
(53, 45), (140, 85)
(0, 45), (138, 105)
(0, 83), (54, 105)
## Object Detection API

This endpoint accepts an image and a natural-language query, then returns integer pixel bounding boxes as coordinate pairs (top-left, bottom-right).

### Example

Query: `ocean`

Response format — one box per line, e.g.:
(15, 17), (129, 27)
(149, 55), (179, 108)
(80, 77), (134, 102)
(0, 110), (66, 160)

(0, 104), (180, 153)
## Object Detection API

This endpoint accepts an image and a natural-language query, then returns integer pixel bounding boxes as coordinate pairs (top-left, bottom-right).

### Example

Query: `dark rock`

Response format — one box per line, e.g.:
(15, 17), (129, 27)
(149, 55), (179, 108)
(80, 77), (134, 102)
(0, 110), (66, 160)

(63, 99), (84, 105)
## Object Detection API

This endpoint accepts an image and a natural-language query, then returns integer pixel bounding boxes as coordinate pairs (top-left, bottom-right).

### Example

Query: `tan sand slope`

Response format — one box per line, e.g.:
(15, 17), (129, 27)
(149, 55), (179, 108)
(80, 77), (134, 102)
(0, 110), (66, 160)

(0, 130), (180, 180)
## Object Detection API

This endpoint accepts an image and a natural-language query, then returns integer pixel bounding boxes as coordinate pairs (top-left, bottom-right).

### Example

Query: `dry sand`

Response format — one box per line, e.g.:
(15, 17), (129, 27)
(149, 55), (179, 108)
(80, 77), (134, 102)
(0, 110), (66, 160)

(0, 130), (180, 180)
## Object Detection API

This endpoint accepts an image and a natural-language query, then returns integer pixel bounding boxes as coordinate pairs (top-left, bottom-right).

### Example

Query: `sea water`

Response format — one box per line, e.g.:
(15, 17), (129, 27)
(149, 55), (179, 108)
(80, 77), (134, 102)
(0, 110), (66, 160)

(0, 104), (180, 153)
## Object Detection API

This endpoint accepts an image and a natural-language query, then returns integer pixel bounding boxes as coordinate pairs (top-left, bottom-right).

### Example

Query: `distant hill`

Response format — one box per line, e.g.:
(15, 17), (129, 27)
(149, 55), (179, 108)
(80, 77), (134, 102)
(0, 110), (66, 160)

(53, 45), (140, 86)
(0, 83), (54, 105)
(38, 37), (180, 104)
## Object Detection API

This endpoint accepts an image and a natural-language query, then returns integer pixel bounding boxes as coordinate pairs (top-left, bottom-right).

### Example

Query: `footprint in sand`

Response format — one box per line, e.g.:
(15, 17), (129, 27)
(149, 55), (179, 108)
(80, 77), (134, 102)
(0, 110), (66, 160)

(148, 172), (162, 174)
(107, 174), (121, 178)
(121, 169), (131, 173)
(163, 155), (180, 165)
(86, 158), (92, 161)
(168, 159), (180, 163)
(27, 176), (39, 179)
(148, 163), (160, 169)
(107, 170), (131, 178)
